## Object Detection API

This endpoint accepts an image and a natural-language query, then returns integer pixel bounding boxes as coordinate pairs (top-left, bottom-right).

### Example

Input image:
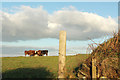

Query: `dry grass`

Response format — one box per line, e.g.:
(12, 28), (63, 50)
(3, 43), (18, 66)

(75, 32), (120, 78)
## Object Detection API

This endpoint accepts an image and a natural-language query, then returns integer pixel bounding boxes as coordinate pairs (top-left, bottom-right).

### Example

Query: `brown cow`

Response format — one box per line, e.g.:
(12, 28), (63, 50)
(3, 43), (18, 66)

(25, 50), (36, 56)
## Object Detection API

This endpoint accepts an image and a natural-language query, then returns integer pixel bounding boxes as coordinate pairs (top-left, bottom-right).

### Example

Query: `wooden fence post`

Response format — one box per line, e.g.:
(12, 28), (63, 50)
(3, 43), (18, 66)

(92, 58), (97, 79)
(58, 31), (66, 78)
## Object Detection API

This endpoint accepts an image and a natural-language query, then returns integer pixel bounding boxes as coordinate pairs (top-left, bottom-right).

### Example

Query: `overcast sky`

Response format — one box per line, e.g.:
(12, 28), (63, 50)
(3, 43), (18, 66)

(0, 2), (118, 57)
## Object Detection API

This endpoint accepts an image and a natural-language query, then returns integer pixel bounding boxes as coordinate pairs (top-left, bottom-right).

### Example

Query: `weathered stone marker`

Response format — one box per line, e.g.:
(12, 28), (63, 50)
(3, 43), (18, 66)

(92, 58), (97, 79)
(58, 31), (66, 78)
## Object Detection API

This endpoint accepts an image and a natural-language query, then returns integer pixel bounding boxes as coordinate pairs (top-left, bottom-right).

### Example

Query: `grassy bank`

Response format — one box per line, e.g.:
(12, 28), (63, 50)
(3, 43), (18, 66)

(2, 54), (89, 78)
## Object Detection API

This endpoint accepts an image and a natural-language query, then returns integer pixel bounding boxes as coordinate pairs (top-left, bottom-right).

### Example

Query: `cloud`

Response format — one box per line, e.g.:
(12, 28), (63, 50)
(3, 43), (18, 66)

(49, 8), (118, 40)
(2, 6), (49, 42)
(1, 6), (118, 42)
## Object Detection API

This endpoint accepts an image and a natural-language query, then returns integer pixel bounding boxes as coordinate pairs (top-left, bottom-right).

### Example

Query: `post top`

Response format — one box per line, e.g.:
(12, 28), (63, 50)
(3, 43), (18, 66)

(60, 30), (66, 32)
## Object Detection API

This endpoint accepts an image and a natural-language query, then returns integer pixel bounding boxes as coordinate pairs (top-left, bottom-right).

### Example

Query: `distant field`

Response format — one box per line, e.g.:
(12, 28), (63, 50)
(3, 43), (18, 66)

(2, 54), (89, 78)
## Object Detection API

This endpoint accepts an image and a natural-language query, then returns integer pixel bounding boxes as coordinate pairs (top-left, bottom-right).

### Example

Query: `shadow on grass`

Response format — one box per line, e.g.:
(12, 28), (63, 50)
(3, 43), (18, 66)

(2, 67), (55, 78)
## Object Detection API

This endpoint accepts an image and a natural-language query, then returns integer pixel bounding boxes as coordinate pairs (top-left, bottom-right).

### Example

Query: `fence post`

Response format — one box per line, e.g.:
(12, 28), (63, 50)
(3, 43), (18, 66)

(58, 31), (66, 78)
(92, 58), (97, 79)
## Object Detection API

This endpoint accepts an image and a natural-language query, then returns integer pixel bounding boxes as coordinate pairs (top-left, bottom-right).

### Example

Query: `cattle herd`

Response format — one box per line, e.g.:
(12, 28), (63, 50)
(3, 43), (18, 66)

(25, 50), (48, 56)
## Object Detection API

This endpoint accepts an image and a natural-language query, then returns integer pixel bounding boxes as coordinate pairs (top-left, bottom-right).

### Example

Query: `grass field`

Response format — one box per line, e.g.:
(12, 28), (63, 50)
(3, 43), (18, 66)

(2, 54), (89, 78)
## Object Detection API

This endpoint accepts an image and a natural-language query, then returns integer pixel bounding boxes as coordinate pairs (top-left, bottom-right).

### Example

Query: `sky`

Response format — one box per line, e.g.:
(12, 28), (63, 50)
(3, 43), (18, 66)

(0, 2), (118, 57)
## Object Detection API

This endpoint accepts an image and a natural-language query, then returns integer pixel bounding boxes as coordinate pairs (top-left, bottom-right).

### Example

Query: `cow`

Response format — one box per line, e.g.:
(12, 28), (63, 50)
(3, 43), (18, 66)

(37, 50), (48, 56)
(25, 50), (36, 56)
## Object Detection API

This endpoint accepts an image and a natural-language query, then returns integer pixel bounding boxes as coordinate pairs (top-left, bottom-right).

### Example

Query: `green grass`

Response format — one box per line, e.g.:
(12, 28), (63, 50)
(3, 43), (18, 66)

(2, 54), (89, 78)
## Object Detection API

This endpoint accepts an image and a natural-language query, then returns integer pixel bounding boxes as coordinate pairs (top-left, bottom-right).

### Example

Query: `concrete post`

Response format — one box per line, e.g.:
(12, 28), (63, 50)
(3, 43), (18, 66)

(58, 31), (66, 78)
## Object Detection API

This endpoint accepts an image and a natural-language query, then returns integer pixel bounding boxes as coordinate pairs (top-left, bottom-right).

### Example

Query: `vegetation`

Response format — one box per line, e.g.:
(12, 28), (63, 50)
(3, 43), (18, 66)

(2, 54), (89, 78)
(75, 32), (120, 78)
